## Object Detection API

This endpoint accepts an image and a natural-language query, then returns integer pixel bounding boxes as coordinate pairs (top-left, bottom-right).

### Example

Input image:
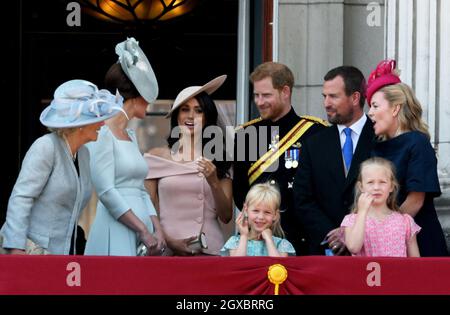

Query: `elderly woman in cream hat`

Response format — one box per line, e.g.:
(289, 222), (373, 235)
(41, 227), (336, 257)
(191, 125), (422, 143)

(144, 75), (233, 256)
(0, 79), (123, 255)
(84, 38), (166, 256)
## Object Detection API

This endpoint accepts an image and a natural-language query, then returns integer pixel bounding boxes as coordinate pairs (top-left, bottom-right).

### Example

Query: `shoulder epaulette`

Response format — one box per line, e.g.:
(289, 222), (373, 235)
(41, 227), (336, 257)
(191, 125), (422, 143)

(301, 115), (329, 126)
(235, 117), (263, 131)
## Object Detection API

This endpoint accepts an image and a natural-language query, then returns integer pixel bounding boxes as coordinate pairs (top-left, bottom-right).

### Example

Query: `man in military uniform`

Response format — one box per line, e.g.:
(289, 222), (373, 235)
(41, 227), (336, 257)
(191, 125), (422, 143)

(233, 62), (327, 255)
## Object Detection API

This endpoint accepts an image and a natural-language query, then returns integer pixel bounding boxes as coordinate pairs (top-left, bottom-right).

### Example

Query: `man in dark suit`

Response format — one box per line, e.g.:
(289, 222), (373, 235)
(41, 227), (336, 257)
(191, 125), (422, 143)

(293, 66), (375, 255)
(233, 62), (327, 255)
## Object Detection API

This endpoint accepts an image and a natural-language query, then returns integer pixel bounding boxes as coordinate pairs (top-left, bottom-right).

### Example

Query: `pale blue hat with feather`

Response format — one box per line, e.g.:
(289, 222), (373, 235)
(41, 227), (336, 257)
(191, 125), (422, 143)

(115, 37), (159, 103)
(40, 79), (125, 128)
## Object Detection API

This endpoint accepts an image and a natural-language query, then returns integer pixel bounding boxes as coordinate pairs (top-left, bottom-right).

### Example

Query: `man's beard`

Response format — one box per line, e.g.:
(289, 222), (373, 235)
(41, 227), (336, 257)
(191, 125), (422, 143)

(327, 107), (354, 125)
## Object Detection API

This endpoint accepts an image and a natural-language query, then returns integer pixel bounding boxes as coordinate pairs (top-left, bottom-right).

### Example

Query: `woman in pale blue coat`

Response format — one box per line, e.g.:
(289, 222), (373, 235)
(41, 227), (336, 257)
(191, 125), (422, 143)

(85, 38), (165, 256)
(0, 80), (123, 255)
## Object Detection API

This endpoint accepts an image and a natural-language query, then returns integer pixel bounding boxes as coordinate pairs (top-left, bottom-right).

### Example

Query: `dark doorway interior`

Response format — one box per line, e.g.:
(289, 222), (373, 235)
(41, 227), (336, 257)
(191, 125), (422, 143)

(1, 0), (238, 224)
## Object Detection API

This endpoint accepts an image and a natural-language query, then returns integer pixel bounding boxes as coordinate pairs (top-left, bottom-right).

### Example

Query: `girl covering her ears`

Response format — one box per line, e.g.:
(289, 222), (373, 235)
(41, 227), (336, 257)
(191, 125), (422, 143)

(341, 157), (421, 257)
(221, 182), (295, 257)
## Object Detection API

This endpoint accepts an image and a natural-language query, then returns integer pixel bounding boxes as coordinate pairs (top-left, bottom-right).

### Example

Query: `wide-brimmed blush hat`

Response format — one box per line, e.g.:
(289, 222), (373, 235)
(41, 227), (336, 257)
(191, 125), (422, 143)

(116, 37), (158, 104)
(366, 59), (401, 106)
(166, 75), (227, 118)
(40, 79), (125, 128)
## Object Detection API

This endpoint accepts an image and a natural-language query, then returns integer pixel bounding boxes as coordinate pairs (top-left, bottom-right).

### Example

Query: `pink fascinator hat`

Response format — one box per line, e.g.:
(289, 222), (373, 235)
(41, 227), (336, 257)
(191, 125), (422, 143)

(366, 59), (401, 106)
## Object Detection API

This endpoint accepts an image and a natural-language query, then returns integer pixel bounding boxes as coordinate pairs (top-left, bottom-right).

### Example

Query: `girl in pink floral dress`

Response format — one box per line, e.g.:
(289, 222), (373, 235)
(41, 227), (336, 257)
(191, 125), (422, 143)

(341, 157), (421, 257)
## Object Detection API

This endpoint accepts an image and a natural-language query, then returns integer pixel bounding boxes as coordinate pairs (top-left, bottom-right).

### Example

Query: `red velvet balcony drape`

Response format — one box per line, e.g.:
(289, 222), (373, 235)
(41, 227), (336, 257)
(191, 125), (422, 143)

(1, 256), (450, 295)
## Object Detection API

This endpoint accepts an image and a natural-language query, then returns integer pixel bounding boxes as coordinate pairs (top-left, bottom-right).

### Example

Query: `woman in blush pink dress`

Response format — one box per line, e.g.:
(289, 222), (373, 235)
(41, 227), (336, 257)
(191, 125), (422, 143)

(341, 157), (421, 257)
(144, 75), (233, 256)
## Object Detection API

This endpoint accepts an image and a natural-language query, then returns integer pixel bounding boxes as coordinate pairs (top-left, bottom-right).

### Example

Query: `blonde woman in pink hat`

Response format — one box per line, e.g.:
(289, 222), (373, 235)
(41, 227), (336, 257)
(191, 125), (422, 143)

(144, 75), (233, 256)
(367, 59), (448, 256)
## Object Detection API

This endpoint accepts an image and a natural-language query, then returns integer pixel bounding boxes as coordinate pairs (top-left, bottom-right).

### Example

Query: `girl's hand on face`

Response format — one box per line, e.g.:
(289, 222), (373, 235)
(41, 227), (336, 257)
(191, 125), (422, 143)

(261, 228), (273, 241)
(196, 157), (219, 185)
(358, 191), (374, 212)
(236, 211), (249, 236)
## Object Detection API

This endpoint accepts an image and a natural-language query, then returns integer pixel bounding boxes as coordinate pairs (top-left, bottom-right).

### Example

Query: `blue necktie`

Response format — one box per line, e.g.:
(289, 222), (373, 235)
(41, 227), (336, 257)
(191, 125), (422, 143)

(342, 127), (353, 171)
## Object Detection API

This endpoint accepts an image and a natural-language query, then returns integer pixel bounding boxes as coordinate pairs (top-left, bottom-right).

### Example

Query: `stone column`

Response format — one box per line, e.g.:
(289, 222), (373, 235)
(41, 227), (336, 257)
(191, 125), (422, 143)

(275, 0), (385, 118)
(276, 0), (345, 118)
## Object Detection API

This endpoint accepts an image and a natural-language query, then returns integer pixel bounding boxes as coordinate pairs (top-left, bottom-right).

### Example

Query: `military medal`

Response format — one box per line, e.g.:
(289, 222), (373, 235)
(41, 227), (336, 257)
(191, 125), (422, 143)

(284, 150), (292, 169)
(292, 148), (299, 168)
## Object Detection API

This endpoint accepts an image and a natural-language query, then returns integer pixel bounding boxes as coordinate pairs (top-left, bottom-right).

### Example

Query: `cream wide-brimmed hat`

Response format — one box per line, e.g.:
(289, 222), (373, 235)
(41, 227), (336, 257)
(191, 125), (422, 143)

(166, 75), (227, 118)
(39, 79), (124, 128)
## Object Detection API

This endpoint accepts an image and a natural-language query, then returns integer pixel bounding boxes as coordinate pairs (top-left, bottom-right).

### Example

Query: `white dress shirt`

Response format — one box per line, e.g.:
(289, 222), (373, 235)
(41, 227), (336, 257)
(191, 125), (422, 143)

(337, 114), (367, 153)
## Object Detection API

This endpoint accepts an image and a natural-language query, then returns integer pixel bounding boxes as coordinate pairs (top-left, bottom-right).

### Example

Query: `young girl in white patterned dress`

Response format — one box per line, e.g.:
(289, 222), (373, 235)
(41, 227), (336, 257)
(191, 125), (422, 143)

(221, 182), (295, 257)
